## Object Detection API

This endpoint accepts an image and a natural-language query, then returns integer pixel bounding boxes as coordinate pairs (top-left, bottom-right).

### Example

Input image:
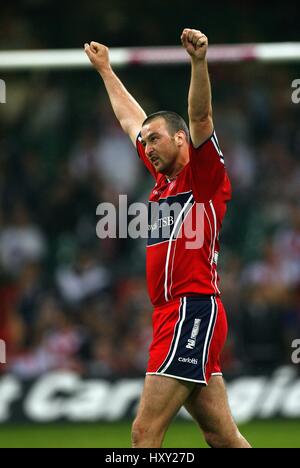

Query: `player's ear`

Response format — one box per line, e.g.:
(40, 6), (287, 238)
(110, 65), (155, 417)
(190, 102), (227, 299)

(175, 130), (186, 147)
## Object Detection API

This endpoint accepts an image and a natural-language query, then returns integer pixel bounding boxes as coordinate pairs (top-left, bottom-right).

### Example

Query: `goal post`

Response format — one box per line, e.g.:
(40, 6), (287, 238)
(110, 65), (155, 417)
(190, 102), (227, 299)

(0, 43), (300, 71)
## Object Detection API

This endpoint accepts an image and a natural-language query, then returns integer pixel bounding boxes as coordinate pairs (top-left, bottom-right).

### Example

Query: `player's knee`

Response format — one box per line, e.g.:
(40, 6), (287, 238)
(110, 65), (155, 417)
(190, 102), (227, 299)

(131, 418), (152, 446)
(131, 418), (144, 446)
(203, 430), (236, 449)
(204, 429), (250, 449)
(131, 417), (164, 448)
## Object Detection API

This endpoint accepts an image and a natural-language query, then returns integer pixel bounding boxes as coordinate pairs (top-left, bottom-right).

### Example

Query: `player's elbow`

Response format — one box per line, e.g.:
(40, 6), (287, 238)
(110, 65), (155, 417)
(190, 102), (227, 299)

(189, 116), (214, 146)
(188, 110), (213, 125)
(120, 115), (145, 138)
(119, 117), (131, 133)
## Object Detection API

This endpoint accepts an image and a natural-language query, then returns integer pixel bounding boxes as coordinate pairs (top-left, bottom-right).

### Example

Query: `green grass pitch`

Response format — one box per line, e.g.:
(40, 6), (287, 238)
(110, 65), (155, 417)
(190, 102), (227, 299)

(0, 420), (299, 448)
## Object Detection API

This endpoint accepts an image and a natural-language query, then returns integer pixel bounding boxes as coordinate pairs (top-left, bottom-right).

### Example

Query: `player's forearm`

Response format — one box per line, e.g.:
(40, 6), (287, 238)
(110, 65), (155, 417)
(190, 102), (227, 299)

(188, 58), (212, 122)
(99, 67), (146, 135)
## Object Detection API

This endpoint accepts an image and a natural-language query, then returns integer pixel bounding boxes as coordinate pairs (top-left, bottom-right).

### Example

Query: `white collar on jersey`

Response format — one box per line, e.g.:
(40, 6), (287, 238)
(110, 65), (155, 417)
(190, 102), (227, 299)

(166, 176), (177, 183)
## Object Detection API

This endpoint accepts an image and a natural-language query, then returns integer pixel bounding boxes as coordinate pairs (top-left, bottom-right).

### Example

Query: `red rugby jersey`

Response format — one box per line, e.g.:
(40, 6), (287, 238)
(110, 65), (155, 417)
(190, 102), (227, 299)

(136, 131), (232, 307)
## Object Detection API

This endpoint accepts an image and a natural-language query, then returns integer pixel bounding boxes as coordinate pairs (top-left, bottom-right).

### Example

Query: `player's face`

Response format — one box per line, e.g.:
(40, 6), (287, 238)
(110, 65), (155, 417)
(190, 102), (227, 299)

(141, 118), (180, 175)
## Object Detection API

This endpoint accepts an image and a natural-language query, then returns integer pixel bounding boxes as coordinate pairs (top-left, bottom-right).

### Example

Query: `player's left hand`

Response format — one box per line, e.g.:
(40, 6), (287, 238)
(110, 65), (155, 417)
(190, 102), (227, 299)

(181, 28), (208, 60)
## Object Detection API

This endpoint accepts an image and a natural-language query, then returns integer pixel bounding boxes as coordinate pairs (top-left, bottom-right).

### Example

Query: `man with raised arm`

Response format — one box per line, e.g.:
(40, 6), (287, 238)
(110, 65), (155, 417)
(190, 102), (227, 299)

(84, 28), (251, 448)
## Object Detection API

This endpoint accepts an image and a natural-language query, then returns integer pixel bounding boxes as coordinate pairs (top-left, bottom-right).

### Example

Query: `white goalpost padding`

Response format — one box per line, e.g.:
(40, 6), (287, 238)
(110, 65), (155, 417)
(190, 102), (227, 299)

(0, 43), (300, 71)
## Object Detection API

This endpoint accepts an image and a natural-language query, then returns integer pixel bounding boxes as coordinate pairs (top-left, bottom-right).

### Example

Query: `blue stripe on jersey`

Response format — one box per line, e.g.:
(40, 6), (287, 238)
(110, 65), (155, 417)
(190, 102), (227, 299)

(148, 191), (194, 246)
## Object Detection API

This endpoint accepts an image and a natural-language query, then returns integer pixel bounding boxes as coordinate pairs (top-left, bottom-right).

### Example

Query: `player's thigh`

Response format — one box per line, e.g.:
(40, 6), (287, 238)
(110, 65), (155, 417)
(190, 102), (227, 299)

(136, 374), (194, 428)
(184, 375), (237, 435)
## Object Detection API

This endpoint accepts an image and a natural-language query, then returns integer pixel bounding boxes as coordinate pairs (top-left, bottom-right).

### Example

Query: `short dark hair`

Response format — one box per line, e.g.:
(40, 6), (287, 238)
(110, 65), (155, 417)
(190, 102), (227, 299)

(142, 111), (190, 141)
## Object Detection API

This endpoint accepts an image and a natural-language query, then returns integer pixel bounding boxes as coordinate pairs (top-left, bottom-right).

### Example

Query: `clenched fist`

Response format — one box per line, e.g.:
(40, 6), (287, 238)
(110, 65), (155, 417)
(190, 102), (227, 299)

(181, 29), (208, 61)
(84, 41), (111, 73)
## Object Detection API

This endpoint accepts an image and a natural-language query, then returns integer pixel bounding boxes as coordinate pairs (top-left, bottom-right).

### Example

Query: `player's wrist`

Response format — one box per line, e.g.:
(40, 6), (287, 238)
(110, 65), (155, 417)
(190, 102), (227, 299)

(190, 55), (207, 64)
(97, 64), (113, 77)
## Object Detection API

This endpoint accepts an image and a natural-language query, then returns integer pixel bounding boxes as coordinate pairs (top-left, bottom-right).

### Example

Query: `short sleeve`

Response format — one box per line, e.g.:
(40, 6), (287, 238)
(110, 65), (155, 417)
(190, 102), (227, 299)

(189, 130), (226, 202)
(136, 133), (158, 180)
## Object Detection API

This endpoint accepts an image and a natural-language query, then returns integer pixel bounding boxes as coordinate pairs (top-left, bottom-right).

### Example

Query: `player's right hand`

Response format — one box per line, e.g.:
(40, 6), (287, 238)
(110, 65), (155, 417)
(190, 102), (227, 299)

(84, 41), (110, 73)
(181, 29), (208, 61)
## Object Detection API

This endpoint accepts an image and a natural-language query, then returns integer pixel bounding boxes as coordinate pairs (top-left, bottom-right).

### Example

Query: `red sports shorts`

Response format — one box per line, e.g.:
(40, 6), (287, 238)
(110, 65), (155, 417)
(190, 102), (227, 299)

(146, 295), (228, 384)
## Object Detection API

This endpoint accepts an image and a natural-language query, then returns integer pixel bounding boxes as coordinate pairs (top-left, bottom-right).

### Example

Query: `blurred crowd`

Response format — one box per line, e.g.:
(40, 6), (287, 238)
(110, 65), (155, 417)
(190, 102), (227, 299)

(0, 1), (300, 380)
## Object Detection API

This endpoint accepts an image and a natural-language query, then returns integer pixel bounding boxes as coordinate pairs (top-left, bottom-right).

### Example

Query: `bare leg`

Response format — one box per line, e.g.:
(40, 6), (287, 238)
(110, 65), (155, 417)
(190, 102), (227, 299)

(184, 375), (251, 448)
(132, 374), (194, 448)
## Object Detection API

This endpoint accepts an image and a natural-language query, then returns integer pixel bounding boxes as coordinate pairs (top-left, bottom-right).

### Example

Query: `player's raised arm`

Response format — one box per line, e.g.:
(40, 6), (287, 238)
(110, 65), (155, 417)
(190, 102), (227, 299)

(84, 42), (146, 146)
(181, 29), (213, 147)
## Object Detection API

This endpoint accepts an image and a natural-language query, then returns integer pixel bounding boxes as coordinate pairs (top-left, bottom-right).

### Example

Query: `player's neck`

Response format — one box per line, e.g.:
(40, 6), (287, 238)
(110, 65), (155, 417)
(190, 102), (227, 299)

(165, 154), (188, 179)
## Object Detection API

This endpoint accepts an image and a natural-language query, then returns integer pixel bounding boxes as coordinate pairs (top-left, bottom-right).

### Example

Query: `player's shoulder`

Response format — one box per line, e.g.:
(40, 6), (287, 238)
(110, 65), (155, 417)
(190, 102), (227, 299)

(189, 130), (225, 168)
(189, 129), (219, 152)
